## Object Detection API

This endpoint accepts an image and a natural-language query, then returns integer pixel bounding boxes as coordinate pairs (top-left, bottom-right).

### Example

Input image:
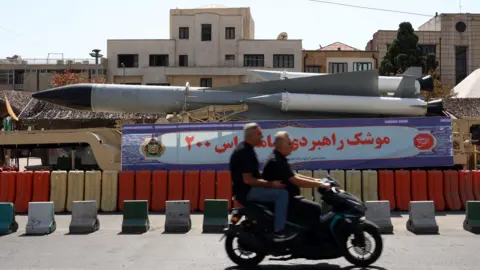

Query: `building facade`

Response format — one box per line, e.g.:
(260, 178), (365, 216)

(366, 13), (480, 88)
(303, 42), (378, 74)
(107, 6), (303, 87)
(0, 55), (107, 92)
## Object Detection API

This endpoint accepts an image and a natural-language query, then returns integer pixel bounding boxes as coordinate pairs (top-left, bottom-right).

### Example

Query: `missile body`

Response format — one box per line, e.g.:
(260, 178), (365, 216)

(246, 92), (442, 116)
(32, 84), (259, 113)
(248, 69), (433, 94)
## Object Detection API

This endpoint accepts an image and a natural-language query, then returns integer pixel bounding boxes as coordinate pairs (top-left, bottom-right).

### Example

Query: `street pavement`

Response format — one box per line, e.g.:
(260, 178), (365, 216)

(0, 213), (478, 270)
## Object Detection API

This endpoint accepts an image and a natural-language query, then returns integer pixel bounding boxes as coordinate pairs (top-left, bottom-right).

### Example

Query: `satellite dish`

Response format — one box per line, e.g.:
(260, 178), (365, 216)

(277, 32), (288, 40)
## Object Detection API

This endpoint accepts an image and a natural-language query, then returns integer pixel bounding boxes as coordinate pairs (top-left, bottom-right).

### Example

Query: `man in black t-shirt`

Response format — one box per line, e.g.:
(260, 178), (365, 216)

(229, 123), (295, 242)
(262, 131), (331, 224)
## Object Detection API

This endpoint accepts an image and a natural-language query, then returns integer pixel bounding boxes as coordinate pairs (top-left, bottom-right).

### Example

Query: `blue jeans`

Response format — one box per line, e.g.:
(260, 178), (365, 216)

(246, 187), (289, 232)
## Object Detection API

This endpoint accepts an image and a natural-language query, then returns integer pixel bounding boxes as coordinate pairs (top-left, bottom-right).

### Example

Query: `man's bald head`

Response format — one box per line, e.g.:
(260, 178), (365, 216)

(274, 131), (289, 147)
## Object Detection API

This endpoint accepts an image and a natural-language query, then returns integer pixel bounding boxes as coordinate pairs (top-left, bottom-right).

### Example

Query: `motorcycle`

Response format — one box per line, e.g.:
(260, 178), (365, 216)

(221, 176), (383, 268)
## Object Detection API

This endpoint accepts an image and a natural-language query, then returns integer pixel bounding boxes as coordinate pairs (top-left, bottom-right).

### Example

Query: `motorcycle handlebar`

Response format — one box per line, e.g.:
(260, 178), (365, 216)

(317, 176), (342, 195)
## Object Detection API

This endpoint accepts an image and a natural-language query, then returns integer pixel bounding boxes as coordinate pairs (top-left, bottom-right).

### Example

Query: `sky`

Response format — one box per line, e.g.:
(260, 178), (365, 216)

(1, 0), (479, 59)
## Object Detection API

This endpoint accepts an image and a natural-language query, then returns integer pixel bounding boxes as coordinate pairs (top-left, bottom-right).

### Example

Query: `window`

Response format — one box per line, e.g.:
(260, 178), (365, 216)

(149, 54), (169, 67)
(273, 54), (294, 68)
(306, 65), (321, 73)
(225, 27), (235, 39)
(179, 55), (188, 67)
(418, 44), (436, 55)
(117, 54), (138, 68)
(179, 27), (189, 39)
(225, 55), (235, 61)
(146, 83), (170, 86)
(455, 46), (468, 85)
(353, 62), (372, 71)
(329, 62), (348, 74)
(201, 24), (212, 41)
(200, 78), (212, 87)
(244, 54), (264, 67)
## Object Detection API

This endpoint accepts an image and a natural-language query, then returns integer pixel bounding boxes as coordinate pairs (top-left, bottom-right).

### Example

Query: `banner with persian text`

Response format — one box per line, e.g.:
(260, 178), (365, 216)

(121, 116), (454, 171)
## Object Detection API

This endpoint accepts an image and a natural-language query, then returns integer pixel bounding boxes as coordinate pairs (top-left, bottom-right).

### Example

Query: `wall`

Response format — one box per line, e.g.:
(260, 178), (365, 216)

(303, 50), (379, 73)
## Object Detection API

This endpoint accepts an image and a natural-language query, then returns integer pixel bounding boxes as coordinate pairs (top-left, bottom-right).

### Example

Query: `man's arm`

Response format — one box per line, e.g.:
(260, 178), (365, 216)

(288, 175), (330, 188)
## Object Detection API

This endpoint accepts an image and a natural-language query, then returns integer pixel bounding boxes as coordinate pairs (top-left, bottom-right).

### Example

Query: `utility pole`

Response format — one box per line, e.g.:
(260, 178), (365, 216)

(89, 49), (103, 81)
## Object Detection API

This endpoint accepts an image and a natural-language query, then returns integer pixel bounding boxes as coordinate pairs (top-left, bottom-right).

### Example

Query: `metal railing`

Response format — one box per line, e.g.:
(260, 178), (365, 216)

(0, 58), (100, 65)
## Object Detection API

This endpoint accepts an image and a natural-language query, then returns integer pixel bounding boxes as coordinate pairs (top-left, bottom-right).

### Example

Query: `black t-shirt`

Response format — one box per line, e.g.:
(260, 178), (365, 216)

(229, 141), (261, 200)
(262, 150), (300, 197)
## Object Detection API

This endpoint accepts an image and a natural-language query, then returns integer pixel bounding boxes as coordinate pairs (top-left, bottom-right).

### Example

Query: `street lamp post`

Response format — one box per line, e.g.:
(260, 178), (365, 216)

(89, 49), (103, 82)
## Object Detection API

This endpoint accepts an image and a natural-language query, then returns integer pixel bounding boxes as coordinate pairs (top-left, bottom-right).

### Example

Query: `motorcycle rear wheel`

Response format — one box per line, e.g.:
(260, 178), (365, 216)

(225, 234), (266, 268)
(343, 220), (383, 267)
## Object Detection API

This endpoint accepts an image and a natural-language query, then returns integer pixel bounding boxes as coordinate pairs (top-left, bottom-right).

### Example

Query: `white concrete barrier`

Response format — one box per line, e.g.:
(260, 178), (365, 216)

(69, 200), (100, 234)
(25, 202), (56, 235)
(165, 200), (191, 233)
(365, 201), (393, 234)
(406, 201), (439, 234)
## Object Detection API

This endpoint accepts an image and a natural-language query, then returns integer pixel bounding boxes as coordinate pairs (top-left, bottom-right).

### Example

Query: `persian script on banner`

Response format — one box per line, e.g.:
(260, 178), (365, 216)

(121, 117), (454, 171)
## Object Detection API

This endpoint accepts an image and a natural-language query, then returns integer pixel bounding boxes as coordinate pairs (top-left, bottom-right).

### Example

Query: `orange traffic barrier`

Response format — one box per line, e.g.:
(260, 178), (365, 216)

(183, 170), (200, 212)
(394, 170), (411, 211)
(427, 170), (445, 211)
(14, 171), (34, 213)
(168, 170), (184, 201)
(0, 171), (16, 203)
(378, 170), (395, 210)
(118, 171), (135, 211)
(32, 171), (50, 202)
(411, 170), (428, 201)
(458, 170), (475, 209)
(199, 170), (216, 211)
(151, 170), (168, 211)
(135, 170), (152, 207)
(472, 170), (480, 200)
(216, 170), (232, 210)
(443, 170), (461, 210)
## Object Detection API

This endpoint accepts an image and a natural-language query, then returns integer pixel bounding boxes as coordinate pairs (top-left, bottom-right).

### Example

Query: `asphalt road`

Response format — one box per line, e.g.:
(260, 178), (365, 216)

(0, 213), (478, 270)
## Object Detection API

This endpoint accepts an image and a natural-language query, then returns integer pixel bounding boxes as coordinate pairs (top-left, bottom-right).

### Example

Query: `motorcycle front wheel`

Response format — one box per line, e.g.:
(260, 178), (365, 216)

(225, 234), (266, 268)
(343, 220), (383, 267)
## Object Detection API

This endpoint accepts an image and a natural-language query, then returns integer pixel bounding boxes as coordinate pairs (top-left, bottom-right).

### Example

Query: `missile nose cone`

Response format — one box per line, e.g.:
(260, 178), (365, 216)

(32, 84), (92, 111)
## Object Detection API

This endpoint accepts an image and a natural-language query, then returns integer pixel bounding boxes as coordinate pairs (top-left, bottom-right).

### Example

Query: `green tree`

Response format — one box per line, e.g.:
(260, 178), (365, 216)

(379, 22), (455, 99)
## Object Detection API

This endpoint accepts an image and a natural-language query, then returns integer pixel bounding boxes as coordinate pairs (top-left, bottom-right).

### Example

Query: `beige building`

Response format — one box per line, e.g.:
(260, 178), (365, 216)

(0, 55), (107, 92)
(303, 42), (379, 73)
(107, 5), (303, 87)
(366, 13), (480, 88)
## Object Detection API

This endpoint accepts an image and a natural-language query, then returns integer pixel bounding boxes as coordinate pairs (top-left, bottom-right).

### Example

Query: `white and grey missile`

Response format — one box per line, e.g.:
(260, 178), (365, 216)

(245, 92), (443, 116)
(248, 67), (434, 95)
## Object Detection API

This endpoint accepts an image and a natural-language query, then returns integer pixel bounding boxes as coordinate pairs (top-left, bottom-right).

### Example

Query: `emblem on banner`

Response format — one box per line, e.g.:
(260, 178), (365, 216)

(140, 135), (165, 159)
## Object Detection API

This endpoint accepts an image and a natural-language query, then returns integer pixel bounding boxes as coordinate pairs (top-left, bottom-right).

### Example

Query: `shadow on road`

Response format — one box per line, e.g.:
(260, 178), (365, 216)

(224, 263), (387, 270)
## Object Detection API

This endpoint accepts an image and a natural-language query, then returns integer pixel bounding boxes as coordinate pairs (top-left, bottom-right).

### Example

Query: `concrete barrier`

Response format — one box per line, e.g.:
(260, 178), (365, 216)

(101, 170), (118, 212)
(463, 200), (480, 234)
(84, 171), (102, 211)
(66, 170), (85, 212)
(346, 170), (362, 200)
(203, 199), (228, 233)
(406, 201), (439, 234)
(69, 200), (100, 234)
(50, 170), (67, 213)
(365, 201), (393, 234)
(362, 170), (378, 202)
(0, 202), (18, 235)
(122, 200), (150, 233)
(25, 202), (56, 235)
(165, 200), (191, 233)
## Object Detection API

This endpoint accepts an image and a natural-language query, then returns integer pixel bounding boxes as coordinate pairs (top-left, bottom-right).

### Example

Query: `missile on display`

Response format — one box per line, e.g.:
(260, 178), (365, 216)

(245, 92), (444, 116)
(31, 68), (445, 120)
(248, 66), (435, 96)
